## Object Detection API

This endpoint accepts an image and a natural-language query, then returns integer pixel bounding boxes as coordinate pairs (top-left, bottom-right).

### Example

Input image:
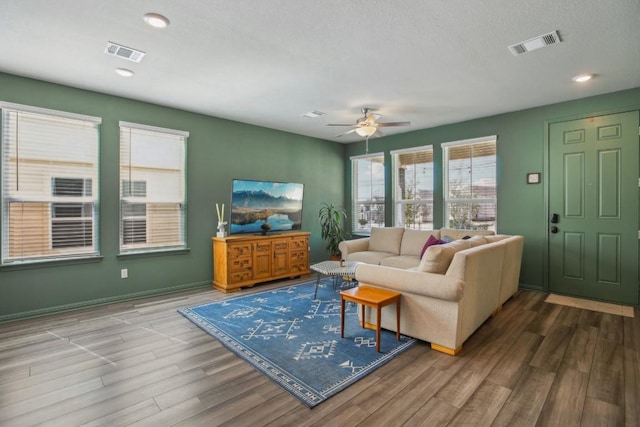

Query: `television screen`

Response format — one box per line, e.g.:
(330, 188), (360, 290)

(230, 179), (304, 234)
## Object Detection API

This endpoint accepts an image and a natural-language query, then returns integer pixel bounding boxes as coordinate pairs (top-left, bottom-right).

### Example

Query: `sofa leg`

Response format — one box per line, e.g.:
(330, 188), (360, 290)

(431, 343), (462, 356)
(492, 304), (503, 317)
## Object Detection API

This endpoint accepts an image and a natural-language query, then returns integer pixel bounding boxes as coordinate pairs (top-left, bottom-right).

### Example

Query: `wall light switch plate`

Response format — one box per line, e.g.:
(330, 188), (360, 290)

(121, 268), (128, 279)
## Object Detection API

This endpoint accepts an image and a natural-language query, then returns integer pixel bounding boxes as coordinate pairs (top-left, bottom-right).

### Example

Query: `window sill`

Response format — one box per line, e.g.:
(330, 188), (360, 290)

(117, 248), (191, 260)
(0, 255), (103, 271)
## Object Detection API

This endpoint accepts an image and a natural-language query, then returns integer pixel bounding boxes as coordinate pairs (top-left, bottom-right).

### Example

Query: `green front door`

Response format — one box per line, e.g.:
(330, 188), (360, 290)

(549, 111), (639, 305)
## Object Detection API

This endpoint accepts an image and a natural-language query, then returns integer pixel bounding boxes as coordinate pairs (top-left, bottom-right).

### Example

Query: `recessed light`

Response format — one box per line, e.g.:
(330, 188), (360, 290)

(115, 68), (134, 77)
(143, 13), (170, 29)
(572, 74), (593, 83)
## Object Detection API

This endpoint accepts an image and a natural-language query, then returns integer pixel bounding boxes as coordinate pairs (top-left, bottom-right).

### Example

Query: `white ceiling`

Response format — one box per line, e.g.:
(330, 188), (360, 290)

(1, 1), (638, 142)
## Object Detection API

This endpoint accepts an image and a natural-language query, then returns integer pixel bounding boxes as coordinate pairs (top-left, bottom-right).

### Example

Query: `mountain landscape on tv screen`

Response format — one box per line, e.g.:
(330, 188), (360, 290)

(231, 189), (302, 233)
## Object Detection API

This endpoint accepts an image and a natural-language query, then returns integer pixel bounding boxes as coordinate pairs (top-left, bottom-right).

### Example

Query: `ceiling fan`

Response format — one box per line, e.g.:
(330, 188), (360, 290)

(327, 107), (411, 139)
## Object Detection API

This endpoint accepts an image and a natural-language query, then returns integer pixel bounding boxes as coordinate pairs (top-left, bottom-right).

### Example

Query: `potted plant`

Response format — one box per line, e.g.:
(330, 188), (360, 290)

(318, 202), (347, 259)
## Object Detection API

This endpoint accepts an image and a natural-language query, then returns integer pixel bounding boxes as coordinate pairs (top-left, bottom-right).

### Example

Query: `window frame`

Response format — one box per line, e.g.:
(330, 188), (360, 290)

(391, 145), (434, 230)
(1, 102), (101, 265)
(351, 152), (385, 234)
(118, 121), (188, 255)
(442, 135), (497, 231)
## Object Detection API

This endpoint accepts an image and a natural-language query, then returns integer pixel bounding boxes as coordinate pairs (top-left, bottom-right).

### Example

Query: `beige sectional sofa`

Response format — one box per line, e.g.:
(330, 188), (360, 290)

(338, 228), (524, 355)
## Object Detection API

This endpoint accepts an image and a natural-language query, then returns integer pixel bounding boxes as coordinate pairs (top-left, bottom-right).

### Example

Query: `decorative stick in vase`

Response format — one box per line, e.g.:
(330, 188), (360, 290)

(216, 203), (227, 237)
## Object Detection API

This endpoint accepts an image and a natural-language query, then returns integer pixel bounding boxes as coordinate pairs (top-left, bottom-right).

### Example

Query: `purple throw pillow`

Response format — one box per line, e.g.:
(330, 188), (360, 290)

(420, 235), (445, 258)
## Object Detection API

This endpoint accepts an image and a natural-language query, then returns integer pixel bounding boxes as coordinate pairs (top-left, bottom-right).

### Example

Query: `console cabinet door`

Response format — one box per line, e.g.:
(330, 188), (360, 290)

(272, 239), (289, 276)
(253, 241), (272, 279)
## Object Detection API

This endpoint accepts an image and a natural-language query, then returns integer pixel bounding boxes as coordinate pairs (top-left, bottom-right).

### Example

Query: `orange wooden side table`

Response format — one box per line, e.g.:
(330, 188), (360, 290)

(340, 285), (401, 352)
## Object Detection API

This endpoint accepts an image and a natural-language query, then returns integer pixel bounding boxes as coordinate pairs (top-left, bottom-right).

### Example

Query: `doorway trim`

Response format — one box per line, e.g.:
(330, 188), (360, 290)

(542, 106), (640, 296)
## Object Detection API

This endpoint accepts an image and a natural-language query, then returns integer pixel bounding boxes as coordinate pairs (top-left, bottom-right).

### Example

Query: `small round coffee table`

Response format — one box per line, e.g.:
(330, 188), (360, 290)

(310, 260), (361, 299)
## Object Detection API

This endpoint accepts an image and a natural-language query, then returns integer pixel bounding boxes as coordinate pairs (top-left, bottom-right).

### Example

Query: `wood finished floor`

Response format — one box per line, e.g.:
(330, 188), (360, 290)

(1, 280), (639, 426)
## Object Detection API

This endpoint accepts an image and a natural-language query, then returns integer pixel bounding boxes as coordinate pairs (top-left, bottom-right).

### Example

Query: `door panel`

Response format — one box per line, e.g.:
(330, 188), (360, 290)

(598, 149), (620, 218)
(562, 232), (584, 280)
(597, 233), (619, 284)
(564, 153), (584, 217)
(549, 111), (639, 305)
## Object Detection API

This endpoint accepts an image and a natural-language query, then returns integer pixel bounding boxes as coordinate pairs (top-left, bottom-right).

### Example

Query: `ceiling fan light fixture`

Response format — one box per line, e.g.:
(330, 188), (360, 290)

(355, 125), (377, 137)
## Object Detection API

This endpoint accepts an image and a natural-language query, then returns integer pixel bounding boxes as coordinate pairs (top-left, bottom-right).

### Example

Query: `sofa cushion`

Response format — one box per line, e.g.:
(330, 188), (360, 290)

(400, 229), (440, 256)
(380, 255), (421, 269)
(418, 239), (472, 274)
(467, 235), (488, 247)
(485, 234), (510, 243)
(347, 251), (396, 265)
(369, 227), (404, 255)
(440, 228), (495, 241)
(420, 234), (446, 258)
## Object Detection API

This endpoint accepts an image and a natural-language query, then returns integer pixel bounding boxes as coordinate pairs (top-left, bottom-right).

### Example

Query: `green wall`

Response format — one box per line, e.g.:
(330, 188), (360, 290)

(1, 71), (638, 320)
(0, 72), (344, 321)
(344, 87), (640, 293)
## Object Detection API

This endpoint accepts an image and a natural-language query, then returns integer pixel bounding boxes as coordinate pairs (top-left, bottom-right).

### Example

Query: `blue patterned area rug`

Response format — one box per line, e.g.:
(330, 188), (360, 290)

(178, 279), (416, 407)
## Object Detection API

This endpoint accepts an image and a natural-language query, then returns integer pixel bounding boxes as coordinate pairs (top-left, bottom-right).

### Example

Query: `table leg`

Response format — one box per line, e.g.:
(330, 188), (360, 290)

(376, 305), (381, 353)
(340, 297), (345, 338)
(361, 304), (365, 329)
(396, 297), (401, 341)
(314, 272), (321, 299)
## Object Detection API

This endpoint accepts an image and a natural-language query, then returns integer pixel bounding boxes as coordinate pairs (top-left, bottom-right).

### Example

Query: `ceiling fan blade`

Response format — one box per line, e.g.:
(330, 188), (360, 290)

(326, 123), (356, 127)
(335, 128), (358, 137)
(368, 113), (381, 121)
(374, 129), (385, 137)
(376, 121), (411, 127)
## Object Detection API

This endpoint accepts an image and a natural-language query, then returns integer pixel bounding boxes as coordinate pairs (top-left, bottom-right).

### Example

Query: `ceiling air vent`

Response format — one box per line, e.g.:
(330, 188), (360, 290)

(508, 31), (561, 56)
(301, 110), (326, 118)
(105, 42), (146, 63)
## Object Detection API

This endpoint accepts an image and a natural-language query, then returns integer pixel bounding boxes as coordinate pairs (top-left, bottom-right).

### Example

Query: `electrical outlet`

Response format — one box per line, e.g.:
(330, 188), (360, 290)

(120, 268), (128, 279)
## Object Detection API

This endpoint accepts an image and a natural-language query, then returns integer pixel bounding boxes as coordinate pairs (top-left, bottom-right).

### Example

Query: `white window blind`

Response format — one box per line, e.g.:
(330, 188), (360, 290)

(351, 153), (385, 233)
(119, 122), (188, 253)
(443, 136), (497, 230)
(392, 145), (434, 230)
(1, 103), (101, 265)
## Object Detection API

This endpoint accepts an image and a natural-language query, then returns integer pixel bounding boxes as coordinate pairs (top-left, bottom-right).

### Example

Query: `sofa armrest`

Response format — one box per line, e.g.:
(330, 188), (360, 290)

(355, 264), (463, 302)
(445, 242), (505, 342)
(339, 238), (370, 260)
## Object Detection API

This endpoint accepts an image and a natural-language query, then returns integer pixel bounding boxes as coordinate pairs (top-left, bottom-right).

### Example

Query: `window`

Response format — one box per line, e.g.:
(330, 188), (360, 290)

(351, 153), (385, 233)
(1, 103), (100, 265)
(443, 136), (497, 230)
(392, 145), (433, 230)
(119, 122), (188, 253)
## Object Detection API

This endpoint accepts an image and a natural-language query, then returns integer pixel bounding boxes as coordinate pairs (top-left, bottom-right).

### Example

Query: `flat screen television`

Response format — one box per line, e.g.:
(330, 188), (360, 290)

(230, 179), (304, 235)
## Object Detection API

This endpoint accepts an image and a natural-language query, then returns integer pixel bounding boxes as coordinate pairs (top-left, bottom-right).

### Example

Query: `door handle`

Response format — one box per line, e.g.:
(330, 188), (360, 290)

(550, 226), (559, 234)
